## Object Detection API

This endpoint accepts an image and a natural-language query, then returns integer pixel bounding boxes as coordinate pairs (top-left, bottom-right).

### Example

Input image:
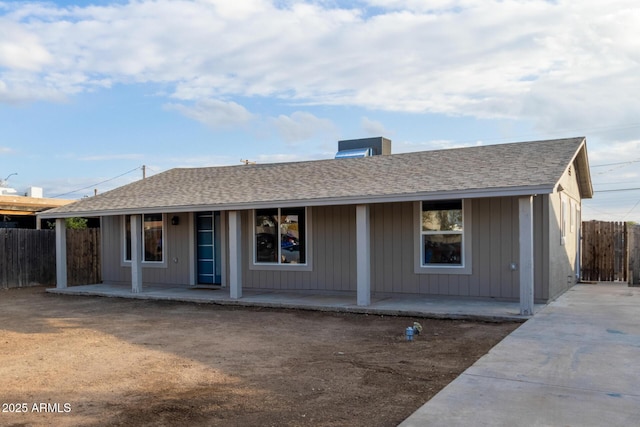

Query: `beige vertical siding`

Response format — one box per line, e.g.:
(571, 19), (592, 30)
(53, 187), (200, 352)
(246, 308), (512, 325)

(242, 205), (357, 291)
(533, 194), (550, 302)
(162, 213), (193, 284)
(101, 213), (192, 285)
(101, 216), (128, 283)
(370, 198), (525, 300)
(362, 197), (532, 299)
(547, 161), (582, 300)
(100, 192), (563, 302)
(370, 202), (415, 294)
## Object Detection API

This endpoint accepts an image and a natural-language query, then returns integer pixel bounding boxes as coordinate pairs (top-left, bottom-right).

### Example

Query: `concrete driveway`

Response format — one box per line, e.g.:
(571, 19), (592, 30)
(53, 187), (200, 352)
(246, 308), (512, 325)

(401, 282), (640, 426)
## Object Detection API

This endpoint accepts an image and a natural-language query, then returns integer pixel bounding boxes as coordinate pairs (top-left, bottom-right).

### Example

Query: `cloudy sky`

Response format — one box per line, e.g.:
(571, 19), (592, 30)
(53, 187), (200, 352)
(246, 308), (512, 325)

(1, 0), (638, 221)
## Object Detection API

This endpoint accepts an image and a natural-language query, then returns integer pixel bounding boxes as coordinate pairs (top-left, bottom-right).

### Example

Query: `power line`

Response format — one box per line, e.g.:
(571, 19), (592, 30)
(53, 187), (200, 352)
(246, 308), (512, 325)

(622, 199), (640, 221)
(592, 180), (638, 186)
(52, 166), (142, 198)
(591, 159), (640, 168)
(144, 165), (158, 174)
(594, 187), (640, 193)
(582, 204), (619, 217)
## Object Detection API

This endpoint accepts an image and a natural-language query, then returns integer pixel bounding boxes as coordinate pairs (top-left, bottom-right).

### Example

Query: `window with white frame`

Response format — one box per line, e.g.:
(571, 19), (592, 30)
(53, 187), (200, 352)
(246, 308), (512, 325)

(124, 214), (164, 263)
(254, 207), (306, 265)
(421, 200), (464, 266)
(570, 200), (576, 233)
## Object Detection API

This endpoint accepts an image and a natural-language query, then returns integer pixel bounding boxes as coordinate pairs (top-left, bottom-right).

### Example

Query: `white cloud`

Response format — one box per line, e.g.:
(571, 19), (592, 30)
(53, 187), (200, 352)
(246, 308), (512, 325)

(255, 153), (308, 163)
(272, 111), (336, 143)
(164, 99), (254, 129)
(173, 154), (237, 168)
(77, 153), (144, 161)
(587, 139), (640, 167)
(0, 19), (52, 71)
(0, 0), (638, 139)
(579, 138), (640, 221)
(360, 117), (390, 137)
(392, 138), (475, 154)
(363, 0), (473, 11)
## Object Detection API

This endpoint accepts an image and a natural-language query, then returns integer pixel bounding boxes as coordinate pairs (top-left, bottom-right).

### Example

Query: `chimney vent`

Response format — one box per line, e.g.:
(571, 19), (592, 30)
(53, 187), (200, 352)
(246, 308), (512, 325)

(335, 137), (391, 159)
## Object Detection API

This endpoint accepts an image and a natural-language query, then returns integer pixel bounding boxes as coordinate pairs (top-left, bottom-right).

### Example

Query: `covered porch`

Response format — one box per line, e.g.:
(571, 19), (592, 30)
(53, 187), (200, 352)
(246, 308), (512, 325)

(52, 197), (539, 317)
(46, 282), (543, 322)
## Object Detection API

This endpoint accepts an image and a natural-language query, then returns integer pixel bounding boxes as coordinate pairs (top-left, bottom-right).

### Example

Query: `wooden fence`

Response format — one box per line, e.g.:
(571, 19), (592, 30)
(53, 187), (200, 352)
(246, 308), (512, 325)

(0, 228), (101, 289)
(66, 228), (101, 286)
(581, 221), (640, 284)
(629, 224), (640, 286)
(0, 228), (56, 288)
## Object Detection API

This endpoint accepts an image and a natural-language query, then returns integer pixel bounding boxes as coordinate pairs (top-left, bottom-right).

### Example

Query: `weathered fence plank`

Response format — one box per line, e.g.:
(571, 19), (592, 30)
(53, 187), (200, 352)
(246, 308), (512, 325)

(0, 228), (101, 289)
(629, 224), (640, 286)
(581, 220), (638, 284)
(0, 229), (56, 288)
(67, 228), (101, 286)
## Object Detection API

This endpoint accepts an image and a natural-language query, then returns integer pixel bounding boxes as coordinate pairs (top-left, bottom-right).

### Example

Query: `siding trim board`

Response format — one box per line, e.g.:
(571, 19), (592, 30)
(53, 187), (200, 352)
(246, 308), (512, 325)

(356, 204), (371, 306)
(519, 196), (535, 315)
(228, 210), (242, 299)
(55, 218), (67, 289)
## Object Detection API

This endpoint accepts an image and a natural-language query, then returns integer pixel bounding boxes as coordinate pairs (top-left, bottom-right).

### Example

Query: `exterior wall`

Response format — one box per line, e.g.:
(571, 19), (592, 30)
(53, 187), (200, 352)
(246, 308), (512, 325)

(101, 216), (126, 283)
(370, 198), (526, 300)
(547, 162), (582, 300)
(99, 192), (571, 302)
(241, 197), (545, 300)
(101, 213), (192, 285)
(242, 205), (357, 291)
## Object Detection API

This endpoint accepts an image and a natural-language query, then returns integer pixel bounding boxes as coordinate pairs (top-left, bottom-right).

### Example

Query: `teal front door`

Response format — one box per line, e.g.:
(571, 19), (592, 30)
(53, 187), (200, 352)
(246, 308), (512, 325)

(196, 212), (221, 284)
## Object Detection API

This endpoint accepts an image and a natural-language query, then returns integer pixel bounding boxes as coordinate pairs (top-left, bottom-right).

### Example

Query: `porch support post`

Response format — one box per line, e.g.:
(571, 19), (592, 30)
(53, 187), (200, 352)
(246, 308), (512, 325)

(130, 214), (143, 293)
(228, 210), (242, 299)
(519, 196), (534, 315)
(55, 218), (67, 289)
(356, 204), (371, 306)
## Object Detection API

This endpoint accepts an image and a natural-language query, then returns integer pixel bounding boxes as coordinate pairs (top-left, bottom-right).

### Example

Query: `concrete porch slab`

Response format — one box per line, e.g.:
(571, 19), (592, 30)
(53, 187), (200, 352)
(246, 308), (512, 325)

(46, 283), (542, 322)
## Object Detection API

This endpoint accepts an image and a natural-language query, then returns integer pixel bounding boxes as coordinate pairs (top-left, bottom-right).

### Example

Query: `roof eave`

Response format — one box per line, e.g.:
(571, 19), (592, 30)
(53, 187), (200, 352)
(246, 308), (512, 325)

(37, 185), (555, 218)
(575, 140), (594, 199)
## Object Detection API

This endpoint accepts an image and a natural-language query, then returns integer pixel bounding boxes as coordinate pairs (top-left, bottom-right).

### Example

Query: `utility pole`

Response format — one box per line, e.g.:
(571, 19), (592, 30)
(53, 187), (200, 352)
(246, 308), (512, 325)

(142, 165), (146, 179)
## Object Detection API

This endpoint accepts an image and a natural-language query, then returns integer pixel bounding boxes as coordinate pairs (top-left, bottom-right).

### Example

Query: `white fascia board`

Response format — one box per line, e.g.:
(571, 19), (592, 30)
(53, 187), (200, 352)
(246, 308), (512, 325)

(553, 137), (592, 199)
(37, 211), (98, 220)
(37, 184), (555, 218)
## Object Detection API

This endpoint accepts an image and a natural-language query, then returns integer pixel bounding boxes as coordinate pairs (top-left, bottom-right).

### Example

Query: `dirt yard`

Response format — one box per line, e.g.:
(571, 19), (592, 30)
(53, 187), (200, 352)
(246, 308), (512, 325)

(0, 287), (519, 426)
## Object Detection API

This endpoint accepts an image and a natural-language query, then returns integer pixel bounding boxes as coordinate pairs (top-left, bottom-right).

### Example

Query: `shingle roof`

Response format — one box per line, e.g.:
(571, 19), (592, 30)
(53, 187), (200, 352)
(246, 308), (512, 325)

(40, 137), (591, 218)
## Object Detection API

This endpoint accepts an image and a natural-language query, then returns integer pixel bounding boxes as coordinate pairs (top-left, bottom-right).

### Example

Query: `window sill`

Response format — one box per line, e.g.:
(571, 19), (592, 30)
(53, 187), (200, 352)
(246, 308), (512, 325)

(121, 260), (168, 269)
(250, 262), (312, 272)
(414, 264), (472, 275)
